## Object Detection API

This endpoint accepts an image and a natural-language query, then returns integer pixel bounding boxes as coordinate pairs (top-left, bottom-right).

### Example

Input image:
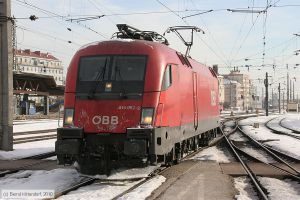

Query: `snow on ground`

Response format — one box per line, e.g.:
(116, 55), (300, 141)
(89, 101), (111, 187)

(119, 175), (166, 200)
(239, 114), (300, 159)
(267, 116), (292, 133)
(0, 119), (60, 160)
(59, 166), (165, 200)
(234, 176), (300, 200)
(258, 177), (300, 200)
(280, 114), (300, 132)
(0, 169), (84, 192)
(229, 132), (248, 142)
(0, 139), (55, 160)
(107, 166), (159, 180)
(239, 146), (276, 163)
(58, 179), (140, 200)
(191, 146), (231, 163)
(88, 165), (160, 180)
(224, 120), (236, 127)
(234, 177), (258, 200)
(14, 119), (60, 133)
(239, 115), (274, 126)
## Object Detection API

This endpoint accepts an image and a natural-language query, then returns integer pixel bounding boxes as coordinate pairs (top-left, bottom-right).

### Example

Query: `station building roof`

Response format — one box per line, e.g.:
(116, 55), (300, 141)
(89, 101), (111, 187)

(13, 72), (64, 96)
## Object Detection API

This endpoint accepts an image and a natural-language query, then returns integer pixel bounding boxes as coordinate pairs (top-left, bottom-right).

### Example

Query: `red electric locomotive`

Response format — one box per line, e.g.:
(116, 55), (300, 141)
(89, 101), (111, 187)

(56, 25), (220, 174)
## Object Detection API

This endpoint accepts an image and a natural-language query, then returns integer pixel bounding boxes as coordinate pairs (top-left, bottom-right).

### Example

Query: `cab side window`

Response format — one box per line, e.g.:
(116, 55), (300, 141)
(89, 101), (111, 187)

(161, 64), (172, 90)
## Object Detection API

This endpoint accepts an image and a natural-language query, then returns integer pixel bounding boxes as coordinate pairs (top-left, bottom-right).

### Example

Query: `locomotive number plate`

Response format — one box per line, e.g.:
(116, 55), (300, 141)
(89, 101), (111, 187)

(92, 116), (119, 125)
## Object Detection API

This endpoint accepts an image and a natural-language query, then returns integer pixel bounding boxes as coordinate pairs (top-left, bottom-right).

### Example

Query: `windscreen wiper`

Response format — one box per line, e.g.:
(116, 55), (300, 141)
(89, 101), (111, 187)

(88, 58), (108, 99)
(116, 65), (128, 99)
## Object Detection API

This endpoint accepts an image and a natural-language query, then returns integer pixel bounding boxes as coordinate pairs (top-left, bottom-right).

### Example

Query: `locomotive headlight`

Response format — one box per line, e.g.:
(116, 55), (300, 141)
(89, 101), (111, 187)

(141, 108), (154, 125)
(64, 108), (74, 126)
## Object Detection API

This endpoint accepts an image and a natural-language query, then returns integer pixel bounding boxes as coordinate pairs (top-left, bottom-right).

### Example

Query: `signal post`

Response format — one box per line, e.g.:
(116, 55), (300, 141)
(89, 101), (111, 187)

(0, 0), (13, 150)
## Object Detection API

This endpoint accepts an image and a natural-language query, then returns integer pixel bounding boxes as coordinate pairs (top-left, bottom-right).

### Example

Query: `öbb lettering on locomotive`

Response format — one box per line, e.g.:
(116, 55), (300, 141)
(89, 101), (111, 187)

(55, 25), (220, 175)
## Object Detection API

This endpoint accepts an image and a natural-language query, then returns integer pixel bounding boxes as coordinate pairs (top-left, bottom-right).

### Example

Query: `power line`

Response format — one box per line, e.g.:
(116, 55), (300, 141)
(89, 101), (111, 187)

(235, 36), (297, 62)
(16, 25), (82, 46)
(189, 0), (231, 67)
(227, 11), (249, 66)
(230, 12), (262, 65)
(16, 42), (74, 58)
(154, 0), (230, 68)
(14, 0), (108, 39)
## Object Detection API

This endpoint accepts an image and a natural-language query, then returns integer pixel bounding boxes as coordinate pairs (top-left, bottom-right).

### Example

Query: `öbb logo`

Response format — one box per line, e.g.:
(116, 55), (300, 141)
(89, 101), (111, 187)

(92, 116), (119, 125)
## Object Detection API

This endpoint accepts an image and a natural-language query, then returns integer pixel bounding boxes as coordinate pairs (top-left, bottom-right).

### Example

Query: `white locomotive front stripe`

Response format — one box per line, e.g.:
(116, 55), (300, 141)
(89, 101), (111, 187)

(92, 116), (119, 125)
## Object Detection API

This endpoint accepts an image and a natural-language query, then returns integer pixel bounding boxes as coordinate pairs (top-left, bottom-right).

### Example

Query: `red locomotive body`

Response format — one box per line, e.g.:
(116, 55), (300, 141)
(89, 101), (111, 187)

(56, 38), (220, 174)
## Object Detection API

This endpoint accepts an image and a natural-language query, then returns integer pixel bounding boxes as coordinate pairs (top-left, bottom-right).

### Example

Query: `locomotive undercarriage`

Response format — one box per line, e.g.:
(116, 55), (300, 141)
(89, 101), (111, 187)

(56, 125), (219, 175)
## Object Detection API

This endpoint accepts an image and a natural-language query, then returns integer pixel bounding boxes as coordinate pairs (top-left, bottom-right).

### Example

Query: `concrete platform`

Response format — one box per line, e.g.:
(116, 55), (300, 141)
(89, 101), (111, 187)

(148, 160), (237, 200)
(220, 162), (300, 177)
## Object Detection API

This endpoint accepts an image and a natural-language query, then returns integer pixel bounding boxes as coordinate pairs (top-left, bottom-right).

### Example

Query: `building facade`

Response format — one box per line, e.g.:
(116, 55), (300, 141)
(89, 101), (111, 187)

(223, 79), (243, 109)
(217, 75), (225, 110)
(14, 49), (64, 85)
(223, 68), (251, 110)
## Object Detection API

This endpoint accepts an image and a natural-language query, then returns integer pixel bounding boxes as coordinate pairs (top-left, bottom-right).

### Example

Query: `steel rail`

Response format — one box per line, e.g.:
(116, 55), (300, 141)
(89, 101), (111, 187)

(0, 160), (51, 177)
(52, 114), (251, 199)
(221, 128), (269, 200)
(265, 117), (300, 140)
(23, 151), (56, 159)
(264, 146), (300, 163)
(0, 151), (56, 177)
(48, 178), (97, 200)
(279, 118), (300, 134)
(230, 138), (300, 181)
(14, 129), (57, 136)
(237, 126), (300, 176)
(14, 135), (57, 144)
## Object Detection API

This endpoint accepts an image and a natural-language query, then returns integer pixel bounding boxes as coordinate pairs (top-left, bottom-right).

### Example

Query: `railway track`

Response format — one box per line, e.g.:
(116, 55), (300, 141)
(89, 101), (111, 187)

(0, 151), (56, 177)
(234, 126), (300, 178)
(279, 117), (300, 134)
(13, 129), (57, 144)
(265, 117), (300, 141)
(221, 128), (269, 200)
(223, 117), (300, 200)
(51, 121), (238, 199)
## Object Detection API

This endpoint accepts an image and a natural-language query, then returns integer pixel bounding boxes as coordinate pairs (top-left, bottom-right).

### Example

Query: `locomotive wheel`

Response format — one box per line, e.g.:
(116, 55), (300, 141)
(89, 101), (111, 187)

(174, 143), (182, 164)
(164, 148), (175, 166)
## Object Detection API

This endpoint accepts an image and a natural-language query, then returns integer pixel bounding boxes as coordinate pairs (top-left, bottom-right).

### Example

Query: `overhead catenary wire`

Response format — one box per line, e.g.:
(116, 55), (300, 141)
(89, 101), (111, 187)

(14, 0), (108, 39)
(189, 0), (231, 67)
(16, 25), (82, 46)
(12, 0), (299, 73)
(154, 0), (231, 68)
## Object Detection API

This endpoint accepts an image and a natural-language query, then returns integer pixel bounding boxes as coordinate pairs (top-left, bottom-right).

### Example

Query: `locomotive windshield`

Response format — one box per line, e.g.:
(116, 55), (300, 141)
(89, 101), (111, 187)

(78, 57), (110, 81)
(76, 55), (147, 99)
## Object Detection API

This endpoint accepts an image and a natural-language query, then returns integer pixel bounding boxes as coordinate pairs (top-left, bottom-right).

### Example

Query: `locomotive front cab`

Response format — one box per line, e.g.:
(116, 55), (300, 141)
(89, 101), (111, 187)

(55, 43), (167, 174)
